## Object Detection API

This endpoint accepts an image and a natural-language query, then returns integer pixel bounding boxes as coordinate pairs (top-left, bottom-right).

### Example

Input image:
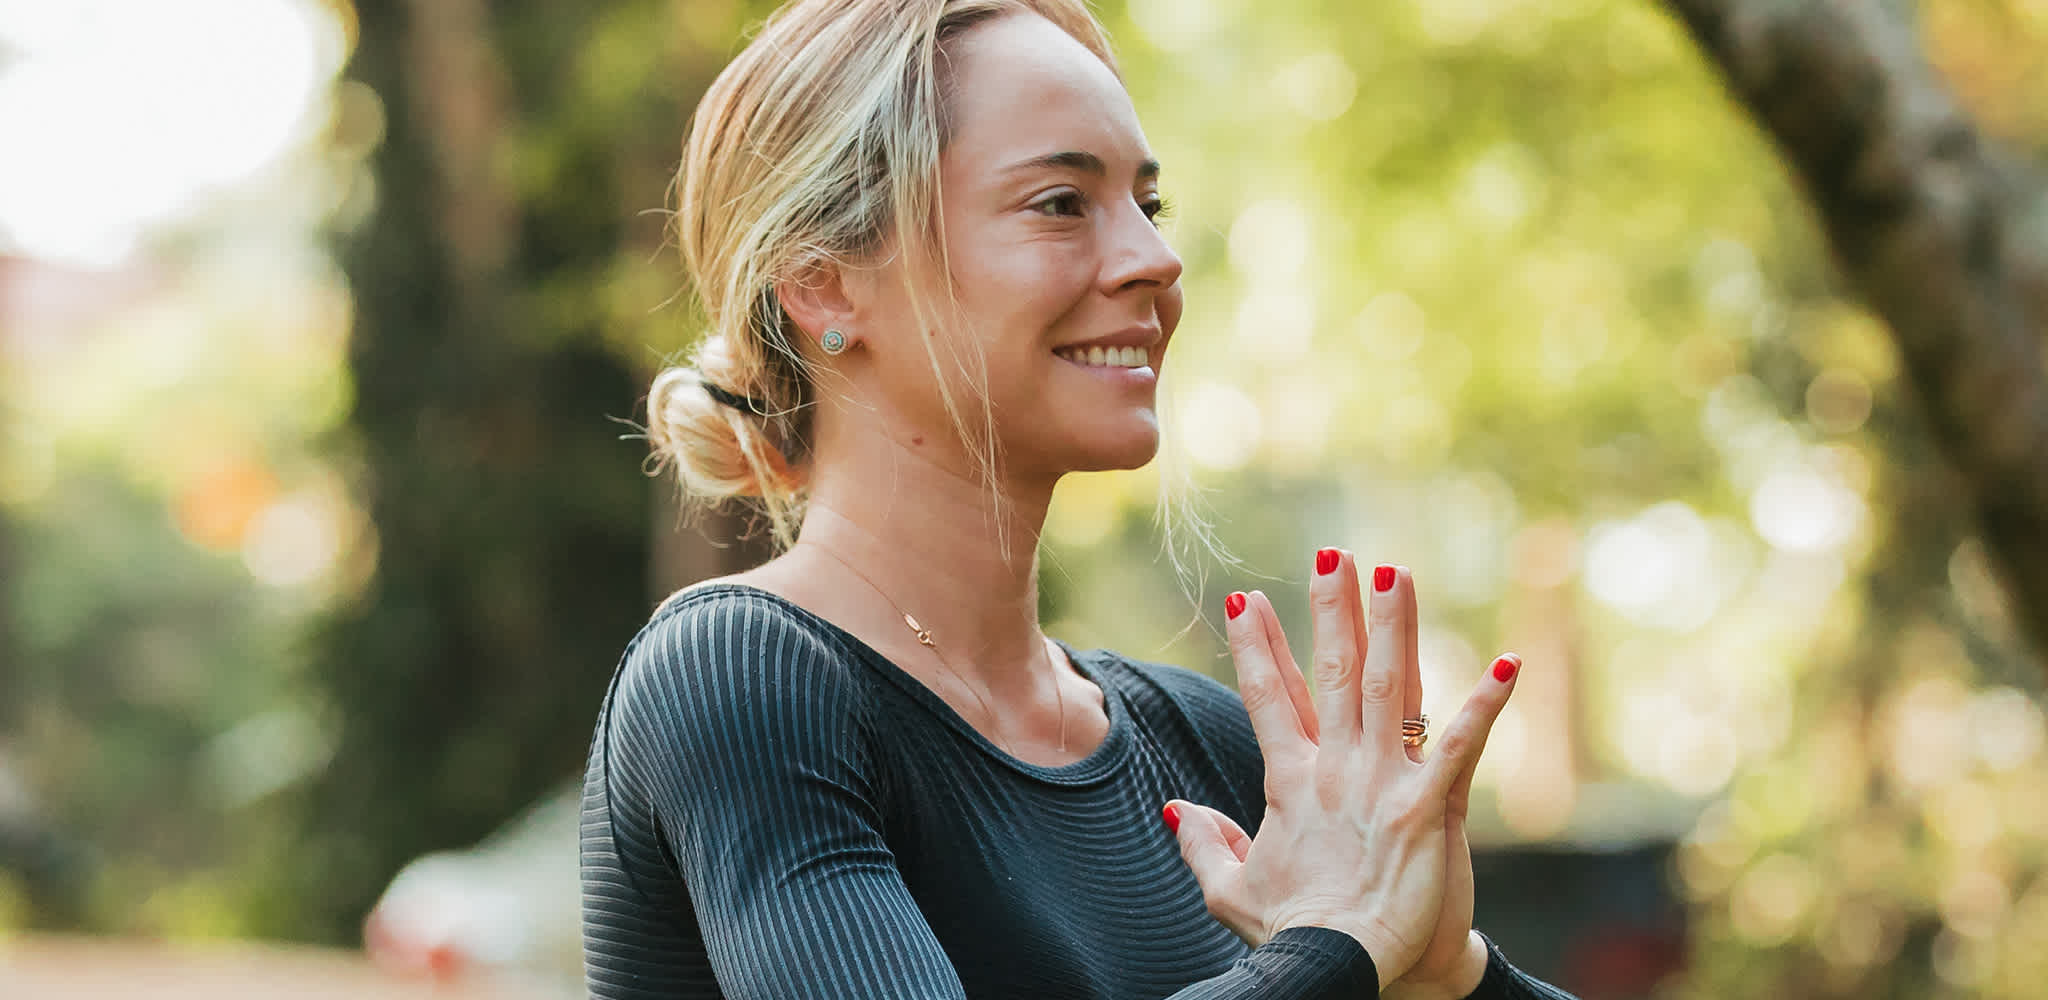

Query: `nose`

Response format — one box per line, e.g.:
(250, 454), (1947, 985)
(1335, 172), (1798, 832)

(1099, 199), (1183, 296)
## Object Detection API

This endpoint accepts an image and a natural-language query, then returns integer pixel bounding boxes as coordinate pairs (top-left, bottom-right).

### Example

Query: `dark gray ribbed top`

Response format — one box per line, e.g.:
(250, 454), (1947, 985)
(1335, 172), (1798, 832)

(579, 585), (1575, 1000)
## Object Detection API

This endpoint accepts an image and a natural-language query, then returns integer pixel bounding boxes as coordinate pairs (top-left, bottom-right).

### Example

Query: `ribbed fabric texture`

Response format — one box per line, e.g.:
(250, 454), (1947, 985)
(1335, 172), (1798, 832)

(580, 585), (1571, 1000)
(1475, 935), (1581, 1000)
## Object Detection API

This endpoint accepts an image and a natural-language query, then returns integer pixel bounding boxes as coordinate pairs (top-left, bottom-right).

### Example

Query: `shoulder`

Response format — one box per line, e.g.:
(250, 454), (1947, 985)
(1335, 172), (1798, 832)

(636, 582), (854, 671)
(596, 587), (888, 855)
(608, 585), (871, 747)
(624, 583), (848, 674)
(1102, 653), (1247, 716)
(1092, 651), (1254, 745)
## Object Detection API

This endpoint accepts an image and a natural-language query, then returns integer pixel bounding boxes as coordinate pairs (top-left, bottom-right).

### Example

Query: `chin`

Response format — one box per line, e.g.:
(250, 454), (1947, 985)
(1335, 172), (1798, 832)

(1065, 422), (1162, 473)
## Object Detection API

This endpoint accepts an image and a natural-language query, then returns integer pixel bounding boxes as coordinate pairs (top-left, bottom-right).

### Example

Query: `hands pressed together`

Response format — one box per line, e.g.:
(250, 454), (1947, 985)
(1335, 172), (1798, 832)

(1164, 550), (1521, 999)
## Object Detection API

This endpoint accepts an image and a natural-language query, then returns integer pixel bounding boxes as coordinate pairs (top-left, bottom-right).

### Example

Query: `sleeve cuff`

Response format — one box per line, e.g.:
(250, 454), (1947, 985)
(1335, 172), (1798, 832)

(1468, 931), (1508, 998)
(1462, 931), (1580, 1000)
(1258, 926), (1381, 998)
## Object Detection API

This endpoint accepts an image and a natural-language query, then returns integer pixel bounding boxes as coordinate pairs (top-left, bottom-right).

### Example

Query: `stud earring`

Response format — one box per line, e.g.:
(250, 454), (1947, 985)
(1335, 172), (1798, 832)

(820, 328), (849, 355)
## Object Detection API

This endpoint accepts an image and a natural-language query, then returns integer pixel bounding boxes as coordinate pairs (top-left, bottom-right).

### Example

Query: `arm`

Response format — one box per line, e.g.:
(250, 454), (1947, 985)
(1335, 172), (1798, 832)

(603, 598), (959, 997)
(606, 595), (1381, 1000)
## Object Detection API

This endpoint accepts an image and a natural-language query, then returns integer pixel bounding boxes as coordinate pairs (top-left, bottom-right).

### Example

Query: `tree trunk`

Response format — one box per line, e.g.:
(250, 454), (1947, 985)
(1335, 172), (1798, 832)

(273, 0), (657, 941)
(1661, 0), (2048, 665)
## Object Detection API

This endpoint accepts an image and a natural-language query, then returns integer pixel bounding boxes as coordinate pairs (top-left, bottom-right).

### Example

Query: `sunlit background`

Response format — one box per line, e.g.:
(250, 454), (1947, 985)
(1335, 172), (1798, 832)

(3, 0), (2047, 996)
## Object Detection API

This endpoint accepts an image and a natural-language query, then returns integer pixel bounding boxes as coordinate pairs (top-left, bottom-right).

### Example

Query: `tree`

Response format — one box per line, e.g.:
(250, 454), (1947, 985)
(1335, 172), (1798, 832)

(1663, 0), (2048, 670)
(267, 0), (668, 940)
(1641, 4), (2048, 995)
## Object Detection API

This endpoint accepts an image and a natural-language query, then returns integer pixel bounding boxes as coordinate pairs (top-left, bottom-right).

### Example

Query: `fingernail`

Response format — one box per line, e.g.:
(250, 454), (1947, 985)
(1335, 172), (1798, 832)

(1374, 565), (1396, 592)
(1492, 654), (1521, 683)
(1162, 803), (1181, 832)
(1225, 592), (1247, 620)
(1316, 548), (1340, 576)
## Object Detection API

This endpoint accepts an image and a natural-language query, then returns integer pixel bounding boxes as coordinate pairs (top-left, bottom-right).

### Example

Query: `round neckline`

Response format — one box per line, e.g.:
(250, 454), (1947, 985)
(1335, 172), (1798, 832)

(661, 582), (1136, 786)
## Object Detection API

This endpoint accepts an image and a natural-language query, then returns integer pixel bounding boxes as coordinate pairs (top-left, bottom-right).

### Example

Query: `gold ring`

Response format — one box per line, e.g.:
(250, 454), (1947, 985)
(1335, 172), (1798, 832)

(1401, 715), (1427, 748)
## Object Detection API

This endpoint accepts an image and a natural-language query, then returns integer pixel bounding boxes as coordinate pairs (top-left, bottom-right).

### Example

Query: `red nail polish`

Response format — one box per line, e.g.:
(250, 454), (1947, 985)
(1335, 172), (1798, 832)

(1162, 803), (1181, 832)
(1225, 592), (1247, 620)
(1492, 654), (1521, 683)
(1374, 565), (1396, 592)
(1316, 548), (1340, 576)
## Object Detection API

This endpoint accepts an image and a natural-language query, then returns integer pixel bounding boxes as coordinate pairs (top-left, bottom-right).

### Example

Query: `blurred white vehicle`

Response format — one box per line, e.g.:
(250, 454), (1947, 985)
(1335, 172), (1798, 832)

(362, 787), (583, 995)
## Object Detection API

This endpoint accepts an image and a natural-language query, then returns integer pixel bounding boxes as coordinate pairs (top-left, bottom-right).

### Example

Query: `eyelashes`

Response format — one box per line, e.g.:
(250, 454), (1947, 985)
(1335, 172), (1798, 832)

(1029, 190), (1175, 228)
(1031, 191), (1088, 218)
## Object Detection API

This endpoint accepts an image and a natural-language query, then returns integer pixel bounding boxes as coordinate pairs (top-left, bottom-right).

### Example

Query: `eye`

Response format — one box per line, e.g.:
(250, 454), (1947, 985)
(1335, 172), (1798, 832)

(1142, 194), (1174, 226)
(1030, 190), (1087, 218)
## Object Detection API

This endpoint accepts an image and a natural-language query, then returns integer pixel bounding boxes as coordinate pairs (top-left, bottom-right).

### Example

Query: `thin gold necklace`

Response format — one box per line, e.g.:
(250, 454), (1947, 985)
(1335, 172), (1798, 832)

(801, 540), (1069, 756)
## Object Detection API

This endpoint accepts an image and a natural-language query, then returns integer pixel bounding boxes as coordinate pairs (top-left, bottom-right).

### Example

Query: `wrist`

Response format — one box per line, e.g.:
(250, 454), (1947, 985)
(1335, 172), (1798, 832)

(1323, 922), (1418, 989)
(1380, 931), (1488, 1000)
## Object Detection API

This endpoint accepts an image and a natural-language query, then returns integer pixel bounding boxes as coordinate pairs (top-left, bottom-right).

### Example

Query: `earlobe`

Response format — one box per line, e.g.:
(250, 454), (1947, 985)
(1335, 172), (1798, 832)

(773, 261), (860, 349)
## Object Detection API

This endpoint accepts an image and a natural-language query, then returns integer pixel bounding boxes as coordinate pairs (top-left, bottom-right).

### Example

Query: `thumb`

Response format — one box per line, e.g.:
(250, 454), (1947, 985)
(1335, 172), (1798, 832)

(1178, 802), (1253, 862)
(1164, 800), (1242, 888)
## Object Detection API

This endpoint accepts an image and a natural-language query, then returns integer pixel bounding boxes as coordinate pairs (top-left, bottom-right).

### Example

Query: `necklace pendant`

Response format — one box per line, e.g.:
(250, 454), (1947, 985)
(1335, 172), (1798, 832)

(904, 613), (936, 648)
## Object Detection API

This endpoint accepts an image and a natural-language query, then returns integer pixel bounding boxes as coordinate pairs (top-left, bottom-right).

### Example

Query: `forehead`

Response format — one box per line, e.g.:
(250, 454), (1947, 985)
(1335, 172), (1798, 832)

(942, 13), (1150, 170)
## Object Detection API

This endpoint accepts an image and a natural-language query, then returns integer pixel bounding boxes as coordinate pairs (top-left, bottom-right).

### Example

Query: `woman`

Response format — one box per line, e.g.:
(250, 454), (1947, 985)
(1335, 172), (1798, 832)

(581, 2), (1580, 998)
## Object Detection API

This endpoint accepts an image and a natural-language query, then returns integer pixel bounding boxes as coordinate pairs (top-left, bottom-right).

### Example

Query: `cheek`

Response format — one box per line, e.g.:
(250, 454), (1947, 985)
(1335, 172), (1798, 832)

(965, 243), (1095, 344)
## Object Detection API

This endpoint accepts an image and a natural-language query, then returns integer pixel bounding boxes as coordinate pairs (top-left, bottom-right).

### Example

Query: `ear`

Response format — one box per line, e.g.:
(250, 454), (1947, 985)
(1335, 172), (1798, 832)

(773, 259), (861, 348)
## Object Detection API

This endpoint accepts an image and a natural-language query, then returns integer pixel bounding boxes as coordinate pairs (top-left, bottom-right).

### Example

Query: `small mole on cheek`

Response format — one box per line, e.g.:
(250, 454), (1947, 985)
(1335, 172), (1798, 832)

(911, 435), (925, 446)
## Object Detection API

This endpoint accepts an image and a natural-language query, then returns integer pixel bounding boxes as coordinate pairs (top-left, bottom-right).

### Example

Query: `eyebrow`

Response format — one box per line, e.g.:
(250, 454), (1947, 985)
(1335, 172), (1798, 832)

(1005, 150), (1162, 181)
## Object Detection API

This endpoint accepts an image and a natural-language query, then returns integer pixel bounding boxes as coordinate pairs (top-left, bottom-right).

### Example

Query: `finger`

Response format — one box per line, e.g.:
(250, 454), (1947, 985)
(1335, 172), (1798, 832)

(1358, 563), (1413, 751)
(1398, 567), (1424, 763)
(1252, 590), (1318, 743)
(1346, 553), (1376, 748)
(1224, 591), (1314, 776)
(1442, 655), (1520, 812)
(1253, 585), (1302, 676)
(1163, 799), (1243, 897)
(1180, 802), (1253, 862)
(1310, 548), (1364, 743)
(1424, 653), (1520, 802)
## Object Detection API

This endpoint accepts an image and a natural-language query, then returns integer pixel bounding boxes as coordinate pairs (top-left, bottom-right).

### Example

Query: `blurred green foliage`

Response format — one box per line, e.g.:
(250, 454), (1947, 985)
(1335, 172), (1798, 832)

(3, 0), (2046, 996)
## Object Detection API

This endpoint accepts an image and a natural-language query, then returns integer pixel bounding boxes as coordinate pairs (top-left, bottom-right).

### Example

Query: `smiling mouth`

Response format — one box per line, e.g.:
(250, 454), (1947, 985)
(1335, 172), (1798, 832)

(1055, 345), (1152, 368)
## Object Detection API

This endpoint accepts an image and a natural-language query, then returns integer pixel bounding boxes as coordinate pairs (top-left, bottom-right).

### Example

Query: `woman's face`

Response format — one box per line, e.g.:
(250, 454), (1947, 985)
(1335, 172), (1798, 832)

(863, 11), (1184, 482)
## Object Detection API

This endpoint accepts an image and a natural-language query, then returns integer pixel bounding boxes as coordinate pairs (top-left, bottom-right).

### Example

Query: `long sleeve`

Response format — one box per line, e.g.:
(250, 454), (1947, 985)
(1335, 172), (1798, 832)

(588, 593), (1381, 1000)
(599, 596), (960, 998)
(1461, 934), (1580, 1000)
(1179, 928), (1378, 998)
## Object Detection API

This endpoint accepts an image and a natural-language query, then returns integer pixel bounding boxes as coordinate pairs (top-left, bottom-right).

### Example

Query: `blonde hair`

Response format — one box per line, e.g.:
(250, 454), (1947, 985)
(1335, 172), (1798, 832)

(645, 0), (1118, 548)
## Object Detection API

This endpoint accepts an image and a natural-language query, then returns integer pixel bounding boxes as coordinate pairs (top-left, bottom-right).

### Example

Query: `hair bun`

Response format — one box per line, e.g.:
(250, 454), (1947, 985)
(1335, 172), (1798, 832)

(645, 352), (803, 536)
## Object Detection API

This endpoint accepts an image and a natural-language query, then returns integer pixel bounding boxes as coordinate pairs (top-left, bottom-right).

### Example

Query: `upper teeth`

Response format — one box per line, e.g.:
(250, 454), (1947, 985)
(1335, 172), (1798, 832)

(1058, 345), (1150, 368)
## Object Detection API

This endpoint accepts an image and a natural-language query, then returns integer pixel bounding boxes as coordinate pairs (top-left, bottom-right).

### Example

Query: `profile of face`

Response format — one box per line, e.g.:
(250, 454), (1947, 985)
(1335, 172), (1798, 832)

(841, 11), (1185, 484)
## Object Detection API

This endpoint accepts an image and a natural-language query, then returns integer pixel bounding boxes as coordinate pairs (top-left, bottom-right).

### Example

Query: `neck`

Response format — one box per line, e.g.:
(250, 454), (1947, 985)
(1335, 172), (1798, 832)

(796, 413), (1055, 696)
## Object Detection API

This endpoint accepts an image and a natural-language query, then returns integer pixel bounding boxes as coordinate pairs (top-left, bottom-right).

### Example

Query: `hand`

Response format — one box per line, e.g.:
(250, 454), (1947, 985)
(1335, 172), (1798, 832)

(1384, 572), (1516, 1000)
(1164, 552), (1519, 984)
(1379, 778), (1490, 1000)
